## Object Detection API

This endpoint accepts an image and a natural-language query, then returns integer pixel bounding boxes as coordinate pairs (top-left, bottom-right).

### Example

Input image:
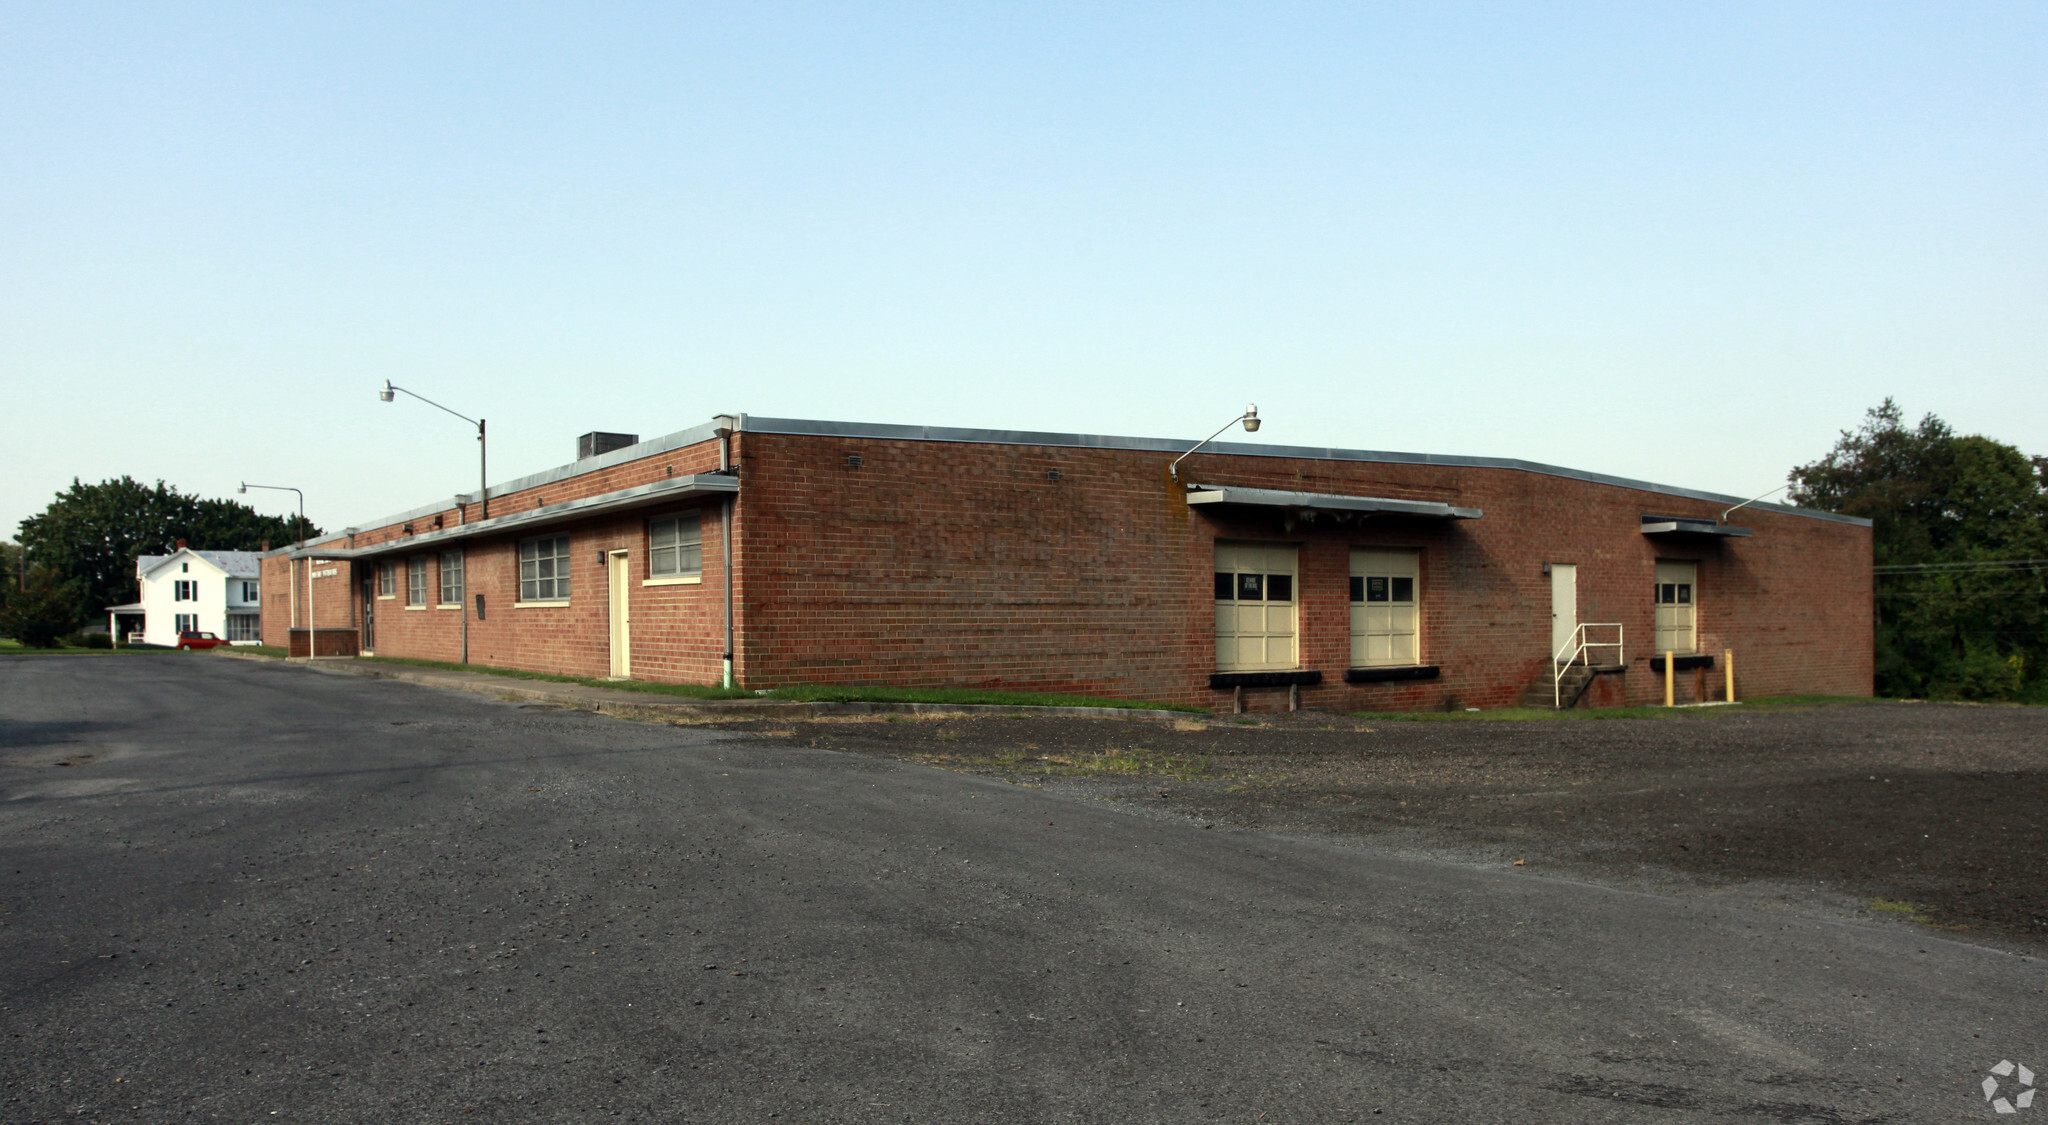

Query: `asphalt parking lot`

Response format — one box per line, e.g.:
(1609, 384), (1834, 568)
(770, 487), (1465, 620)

(745, 698), (2048, 944)
(2, 655), (2043, 1122)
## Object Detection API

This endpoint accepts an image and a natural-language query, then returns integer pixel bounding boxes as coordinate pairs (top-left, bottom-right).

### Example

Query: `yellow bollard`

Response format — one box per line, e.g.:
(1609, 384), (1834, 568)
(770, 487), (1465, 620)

(1725, 649), (1736, 703)
(1664, 651), (1675, 707)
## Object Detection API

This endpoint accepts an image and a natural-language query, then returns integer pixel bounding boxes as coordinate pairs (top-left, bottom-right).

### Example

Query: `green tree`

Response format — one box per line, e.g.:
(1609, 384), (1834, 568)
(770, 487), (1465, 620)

(1790, 400), (2048, 701)
(15, 477), (318, 631)
(0, 567), (83, 648)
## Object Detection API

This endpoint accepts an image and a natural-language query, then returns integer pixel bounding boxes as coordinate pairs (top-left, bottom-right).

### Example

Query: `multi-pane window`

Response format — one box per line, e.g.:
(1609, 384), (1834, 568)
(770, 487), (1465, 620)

(439, 551), (464, 606)
(1213, 542), (1298, 671)
(1654, 560), (1697, 653)
(407, 555), (430, 606)
(649, 512), (703, 579)
(1350, 549), (1421, 667)
(519, 536), (571, 602)
(175, 613), (198, 633)
(225, 615), (262, 641)
(377, 560), (396, 598)
(173, 580), (197, 601)
(240, 581), (259, 603)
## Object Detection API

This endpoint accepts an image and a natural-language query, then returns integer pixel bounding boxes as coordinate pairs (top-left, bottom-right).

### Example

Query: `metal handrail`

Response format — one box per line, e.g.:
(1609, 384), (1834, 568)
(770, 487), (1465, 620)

(1553, 623), (1626, 708)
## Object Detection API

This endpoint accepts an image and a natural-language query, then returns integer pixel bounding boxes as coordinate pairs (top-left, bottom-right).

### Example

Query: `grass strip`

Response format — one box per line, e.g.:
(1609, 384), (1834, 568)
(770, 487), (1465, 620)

(356, 656), (753, 699)
(0, 639), (172, 656)
(354, 658), (1198, 710)
(1353, 694), (1876, 721)
(762, 683), (1204, 712)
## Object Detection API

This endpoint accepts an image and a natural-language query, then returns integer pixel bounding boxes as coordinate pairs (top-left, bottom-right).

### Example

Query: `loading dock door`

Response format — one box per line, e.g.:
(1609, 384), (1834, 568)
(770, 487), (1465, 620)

(1654, 560), (1697, 654)
(1550, 564), (1577, 660)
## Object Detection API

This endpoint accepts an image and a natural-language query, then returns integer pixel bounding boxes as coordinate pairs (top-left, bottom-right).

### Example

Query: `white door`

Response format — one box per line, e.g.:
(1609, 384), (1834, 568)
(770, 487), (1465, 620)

(1654, 560), (1697, 655)
(607, 551), (631, 679)
(1550, 564), (1577, 660)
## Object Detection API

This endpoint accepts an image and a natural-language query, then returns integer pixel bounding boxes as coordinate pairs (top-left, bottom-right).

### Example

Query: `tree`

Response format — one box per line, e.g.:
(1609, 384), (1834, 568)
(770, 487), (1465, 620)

(1790, 400), (2048, 701)
(0, 567), (82, 648)
(14, 477), (319, 631)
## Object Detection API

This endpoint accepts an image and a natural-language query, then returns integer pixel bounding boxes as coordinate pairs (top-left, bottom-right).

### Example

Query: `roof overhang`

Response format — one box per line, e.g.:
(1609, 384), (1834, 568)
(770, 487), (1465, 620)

(104, 602), (145, 614)
(288, 473), (739, 560)
(1640, 515), (1751, 538)
(1186, 484), (1481, 521)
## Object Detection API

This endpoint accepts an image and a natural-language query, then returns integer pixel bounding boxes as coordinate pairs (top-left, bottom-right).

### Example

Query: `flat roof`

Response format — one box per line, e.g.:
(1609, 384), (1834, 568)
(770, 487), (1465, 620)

(282, 413), (1869, 547)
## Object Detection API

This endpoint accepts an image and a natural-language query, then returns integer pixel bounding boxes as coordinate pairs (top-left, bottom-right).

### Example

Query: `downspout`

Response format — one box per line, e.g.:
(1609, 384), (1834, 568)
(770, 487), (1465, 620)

(714, 414), (739, 689)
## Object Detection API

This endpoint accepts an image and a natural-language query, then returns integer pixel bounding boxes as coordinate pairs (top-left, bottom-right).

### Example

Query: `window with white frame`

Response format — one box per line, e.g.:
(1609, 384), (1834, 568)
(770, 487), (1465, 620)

(439, 550), (464, 605)
(1213, 542), (1299, 671)
(175, 613), (198, 633)
(225, 615), (262, 641)
(1350, 549), (1421, 667)
(519, 536), (571, 602)
(377, 560), (396, 598)
(173, 580), (196, 602)
(649, 512), (702, 579)
(240, 581), (259, 603)
(407, 555), (430, 606)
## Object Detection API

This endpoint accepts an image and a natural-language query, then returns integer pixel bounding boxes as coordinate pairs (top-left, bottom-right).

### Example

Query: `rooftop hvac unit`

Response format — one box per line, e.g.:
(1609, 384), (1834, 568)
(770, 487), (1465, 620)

(577, 432), (640, 460)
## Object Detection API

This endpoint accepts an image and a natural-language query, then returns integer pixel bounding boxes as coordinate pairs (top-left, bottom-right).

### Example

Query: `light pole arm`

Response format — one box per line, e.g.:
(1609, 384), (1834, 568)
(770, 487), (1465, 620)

(241, 483), (307, 548)
(1170, 409), (1260, 482)
(382, 382), (488, 519)
(382, 382), (479, 427)
(1721, 484), (1791, 523)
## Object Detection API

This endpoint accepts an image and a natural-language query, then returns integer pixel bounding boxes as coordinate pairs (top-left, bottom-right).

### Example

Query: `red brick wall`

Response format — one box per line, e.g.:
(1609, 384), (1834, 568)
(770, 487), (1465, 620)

(266, 427), (1872, 710)
(730, 433), (1872, 710)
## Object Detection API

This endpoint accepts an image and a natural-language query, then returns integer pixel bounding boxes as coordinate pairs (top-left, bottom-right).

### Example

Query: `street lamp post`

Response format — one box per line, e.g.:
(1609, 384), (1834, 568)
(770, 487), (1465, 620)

(379, 381), (488, 519)
(1169, 404), (1262, 482)
(241, 483), (311, 658)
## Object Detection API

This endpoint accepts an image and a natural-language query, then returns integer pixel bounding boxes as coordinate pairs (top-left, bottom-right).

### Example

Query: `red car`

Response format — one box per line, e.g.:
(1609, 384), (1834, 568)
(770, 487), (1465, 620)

(176, 631), (228, 651)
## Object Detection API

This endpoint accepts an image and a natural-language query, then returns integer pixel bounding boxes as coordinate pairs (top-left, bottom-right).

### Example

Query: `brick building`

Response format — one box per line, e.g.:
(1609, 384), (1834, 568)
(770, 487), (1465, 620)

(259, 414), (1872, 711)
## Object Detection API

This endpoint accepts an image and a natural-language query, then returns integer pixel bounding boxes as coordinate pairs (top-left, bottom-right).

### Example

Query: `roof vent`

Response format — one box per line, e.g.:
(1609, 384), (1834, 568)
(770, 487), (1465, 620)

(578, 432), (639, 460)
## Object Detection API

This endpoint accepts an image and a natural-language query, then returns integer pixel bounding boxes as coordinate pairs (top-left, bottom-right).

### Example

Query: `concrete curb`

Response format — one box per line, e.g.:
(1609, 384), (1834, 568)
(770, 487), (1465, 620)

(260, 655), (1209, 723)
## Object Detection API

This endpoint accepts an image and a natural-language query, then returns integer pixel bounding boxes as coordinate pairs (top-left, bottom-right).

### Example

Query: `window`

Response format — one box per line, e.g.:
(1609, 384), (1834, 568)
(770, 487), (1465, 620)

(172, 579), (200, 602)
(1350, 549), (1421, 667)
(175, 613), (198, 633)
(439, 551), (464, 606)
(649, 512), (702, 579)
(1213, 542), (1298, 671)
(240, 581), (259, 603)
(377, 560), (396, 598)
(225, 615), (261, 641)
(1654, 560), (1698, 653)
(407, 555), (430, 606)
(519, 536), (571, 602)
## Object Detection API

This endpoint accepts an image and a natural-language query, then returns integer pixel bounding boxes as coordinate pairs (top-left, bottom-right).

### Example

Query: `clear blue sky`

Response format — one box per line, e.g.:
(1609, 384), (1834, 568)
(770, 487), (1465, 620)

(4, 3), (2042, 538)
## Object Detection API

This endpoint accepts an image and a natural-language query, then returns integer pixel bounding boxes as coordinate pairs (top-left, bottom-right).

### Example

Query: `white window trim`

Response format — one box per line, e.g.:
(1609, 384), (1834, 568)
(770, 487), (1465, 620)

(512, 599), (573, 608)
(642, 575), (703, 587)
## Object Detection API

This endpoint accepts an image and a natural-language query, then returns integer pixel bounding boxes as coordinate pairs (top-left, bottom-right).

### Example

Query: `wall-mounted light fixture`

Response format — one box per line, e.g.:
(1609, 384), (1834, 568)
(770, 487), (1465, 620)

(1169, 404), (1261, 482)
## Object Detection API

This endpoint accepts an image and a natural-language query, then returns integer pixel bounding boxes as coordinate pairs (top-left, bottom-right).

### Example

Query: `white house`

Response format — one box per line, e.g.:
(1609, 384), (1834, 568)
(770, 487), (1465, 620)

(110, 546), (264, 646)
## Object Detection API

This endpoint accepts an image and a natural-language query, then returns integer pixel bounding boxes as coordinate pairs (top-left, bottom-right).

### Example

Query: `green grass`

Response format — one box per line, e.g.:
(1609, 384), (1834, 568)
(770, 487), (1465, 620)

(1869, 898), (1939, 925)
(357, 656), (754, 700)
(354, 659), (1200, 710)
(996, 746), (1217, 780)
(760, 683), (1205, 712)
(0, 638), (170, 656)
(1353, 695), (1877, 722)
